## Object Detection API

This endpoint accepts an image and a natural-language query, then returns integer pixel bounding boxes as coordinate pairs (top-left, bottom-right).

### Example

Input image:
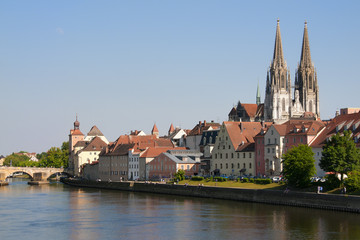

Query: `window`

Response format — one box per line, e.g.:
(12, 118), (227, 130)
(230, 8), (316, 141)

(268, 138), (270, 144)
(243, 153), (245, 158)
(231, 153), (234, 158)
(226, 163), (228, 169)
(300, 137), (303, 143)
(220, 164), (223, 169)
(238, 163), (240, 168)
(271, 130), (274, 135)
(223, 145), (225, 149)
(249, 153), (252, 158)
(220, 154), (222, 159)
(275, 138), (277, 144)
(249, 163), (252, 169)
(181, 165), (184, 170)
(231, 163), (234, 169)
(282, 98), (285, 112)
(243, 163), (246, 169)
(215, 154), (217, 159)
(229, 145), (231, 149)
(187, 165), (189, 170)
(267, 148), (270, 153)
(272, 148), (275, 153)
(226, 153), (228, 159)
(215, 163), (218, 169)
(293, 137), (296, 143)
(237, 153), (240, 158)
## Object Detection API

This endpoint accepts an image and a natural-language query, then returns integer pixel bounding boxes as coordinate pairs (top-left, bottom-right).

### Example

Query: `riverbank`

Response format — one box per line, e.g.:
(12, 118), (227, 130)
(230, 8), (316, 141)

(61, 178), (360, 213)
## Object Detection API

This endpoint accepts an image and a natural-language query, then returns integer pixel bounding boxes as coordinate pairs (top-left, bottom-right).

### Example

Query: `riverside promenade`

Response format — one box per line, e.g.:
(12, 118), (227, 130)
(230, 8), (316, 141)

(62, 178), (360, 213)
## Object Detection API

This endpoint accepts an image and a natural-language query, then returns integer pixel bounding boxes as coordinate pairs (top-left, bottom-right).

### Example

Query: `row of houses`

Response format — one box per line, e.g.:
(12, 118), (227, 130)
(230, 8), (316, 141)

(68, 119), (220, 181)
(69, 108), (360, 181)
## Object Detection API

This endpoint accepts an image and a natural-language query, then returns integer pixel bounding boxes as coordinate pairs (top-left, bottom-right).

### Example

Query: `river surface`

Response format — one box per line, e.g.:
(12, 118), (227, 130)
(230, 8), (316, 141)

(0, 178), (360, 240)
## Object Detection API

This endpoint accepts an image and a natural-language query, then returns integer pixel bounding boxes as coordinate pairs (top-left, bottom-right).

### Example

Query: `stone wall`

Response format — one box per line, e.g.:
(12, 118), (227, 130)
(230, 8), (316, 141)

(61, 179), (360, 213)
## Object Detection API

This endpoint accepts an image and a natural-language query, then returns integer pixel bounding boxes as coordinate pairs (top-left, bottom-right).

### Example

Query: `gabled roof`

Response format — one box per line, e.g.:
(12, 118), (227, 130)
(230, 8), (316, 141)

(188, 121), (220, 136)
(270, 119), (325, 137)
(87, 125), (104, 136)
(74, 140), (88, 148)
(223, 121), (269, 151)
(140, 147), (186, 158)
(81, 137), (107, 152)
(310, 112), (360, 148)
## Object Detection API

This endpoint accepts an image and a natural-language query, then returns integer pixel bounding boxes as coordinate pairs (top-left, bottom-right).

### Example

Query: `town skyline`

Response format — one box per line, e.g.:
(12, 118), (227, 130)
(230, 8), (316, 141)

(1, 1), (359, 155)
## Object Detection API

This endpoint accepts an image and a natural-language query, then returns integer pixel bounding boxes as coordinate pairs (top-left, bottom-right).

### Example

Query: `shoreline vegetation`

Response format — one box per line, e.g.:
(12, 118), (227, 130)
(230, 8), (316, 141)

(61, 178), (360, 213)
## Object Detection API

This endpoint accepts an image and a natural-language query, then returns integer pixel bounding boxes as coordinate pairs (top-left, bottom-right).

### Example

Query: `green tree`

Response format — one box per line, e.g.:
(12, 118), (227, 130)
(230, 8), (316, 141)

(344, 170), (360, 192)
(38, 141), (69, 168)
(3, 153), (30, 166)
(174, 169), (185, 181)
(282, 144), (316, 188)
(319, 131), (360, 185)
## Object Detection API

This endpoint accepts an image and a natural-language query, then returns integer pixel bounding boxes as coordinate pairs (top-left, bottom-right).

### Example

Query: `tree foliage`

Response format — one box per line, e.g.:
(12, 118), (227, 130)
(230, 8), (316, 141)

(3, 153), (31, 166)
(319, 131), (360, 184)
(282, 144), (316, 188)
(174, 169), (185, 181)
(344, 170), (360, 192)
(3, 141), (69, 168)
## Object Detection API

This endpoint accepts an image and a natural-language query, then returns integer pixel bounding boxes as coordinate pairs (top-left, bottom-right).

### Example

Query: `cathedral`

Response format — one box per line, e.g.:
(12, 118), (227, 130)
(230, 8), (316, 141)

(229, 20), (320, 123)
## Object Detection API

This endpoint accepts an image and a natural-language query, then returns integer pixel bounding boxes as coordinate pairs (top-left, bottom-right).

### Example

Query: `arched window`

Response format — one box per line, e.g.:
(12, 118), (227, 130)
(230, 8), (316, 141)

(309, 100), (313, 112)
(308, 75), (313, 90)
(281, 75), (285, 88)
(282, 98), (286, 112)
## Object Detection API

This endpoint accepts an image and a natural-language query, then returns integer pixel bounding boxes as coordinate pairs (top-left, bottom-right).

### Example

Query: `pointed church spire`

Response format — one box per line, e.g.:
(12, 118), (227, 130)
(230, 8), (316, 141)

(272, 19), (285, 68)
(256, 82), (261, 105)
(300, 21), (312, 68)
(168, 123), (175, 135)
(152, 123), (159, 137)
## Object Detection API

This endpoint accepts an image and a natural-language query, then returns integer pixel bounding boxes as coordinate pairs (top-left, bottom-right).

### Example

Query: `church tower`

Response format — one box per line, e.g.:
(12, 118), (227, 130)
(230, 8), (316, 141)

(295, 21), (320, 118)
(264, 20), (292, 122)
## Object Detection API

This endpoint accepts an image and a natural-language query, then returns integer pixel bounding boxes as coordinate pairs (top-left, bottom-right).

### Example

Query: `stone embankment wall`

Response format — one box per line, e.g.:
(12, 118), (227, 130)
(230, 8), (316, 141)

(62, 178), (360, 213)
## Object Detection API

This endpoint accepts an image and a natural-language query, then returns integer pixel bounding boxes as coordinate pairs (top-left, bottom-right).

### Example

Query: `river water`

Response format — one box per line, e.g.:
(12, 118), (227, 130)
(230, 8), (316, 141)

(0, 178), (359, 240)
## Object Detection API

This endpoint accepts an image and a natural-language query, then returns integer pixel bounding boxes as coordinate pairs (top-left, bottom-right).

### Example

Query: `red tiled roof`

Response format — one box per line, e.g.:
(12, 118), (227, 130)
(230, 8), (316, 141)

(188, 121), (220, 136)
(82, 137), (107, 152)
(310, 112), (360, 148)
(140, 147), (186, 158)
(242, 104), (258, 118)
(224, 121), (270, 151)
(71, 129), (84, 136)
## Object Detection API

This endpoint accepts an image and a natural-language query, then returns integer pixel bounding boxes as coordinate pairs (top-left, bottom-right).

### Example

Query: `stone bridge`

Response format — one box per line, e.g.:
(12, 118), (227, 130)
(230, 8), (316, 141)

(0, 166), (69, 181)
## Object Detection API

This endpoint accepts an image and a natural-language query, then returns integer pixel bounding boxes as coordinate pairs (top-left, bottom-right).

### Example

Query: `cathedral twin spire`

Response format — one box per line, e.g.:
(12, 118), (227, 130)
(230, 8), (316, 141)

(264, 20), (320, 122)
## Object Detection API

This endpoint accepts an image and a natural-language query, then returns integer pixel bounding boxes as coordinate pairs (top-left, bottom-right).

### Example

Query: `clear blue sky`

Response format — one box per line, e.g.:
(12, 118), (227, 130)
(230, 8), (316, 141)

(1, 1), (359, 155)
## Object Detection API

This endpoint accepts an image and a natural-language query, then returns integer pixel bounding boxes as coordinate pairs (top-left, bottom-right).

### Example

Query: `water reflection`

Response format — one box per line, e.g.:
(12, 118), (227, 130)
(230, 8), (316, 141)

(0, 179), (359, 240)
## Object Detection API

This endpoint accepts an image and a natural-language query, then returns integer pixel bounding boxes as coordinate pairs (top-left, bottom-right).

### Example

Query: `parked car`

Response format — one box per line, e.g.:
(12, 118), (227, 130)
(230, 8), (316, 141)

(272, 176), (282, 183)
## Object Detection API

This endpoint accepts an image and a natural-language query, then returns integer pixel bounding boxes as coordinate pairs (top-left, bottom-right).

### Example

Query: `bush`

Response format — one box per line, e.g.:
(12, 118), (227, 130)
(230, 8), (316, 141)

(213, 176), (226, 182)
(345, 171), (360, 192)
(255, 178), (271, 184)
(249, 178), (255, 183)
(191, 176), (204, 181)
(242, 178), (249, 183)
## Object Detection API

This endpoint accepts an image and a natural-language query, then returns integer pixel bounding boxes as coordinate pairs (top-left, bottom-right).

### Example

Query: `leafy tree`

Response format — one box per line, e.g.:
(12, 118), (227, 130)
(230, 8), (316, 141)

(38, 141), (69, 168)
(320, 131), (360, 185)
(3, 153), (30, 166)
(344, 170), (360, 192)
(282, 144), (316, 188)
(174, 169), (185, 181)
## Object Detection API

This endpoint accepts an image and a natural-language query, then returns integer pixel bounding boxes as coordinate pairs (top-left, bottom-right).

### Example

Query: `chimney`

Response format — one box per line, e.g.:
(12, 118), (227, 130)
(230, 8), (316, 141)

(204, 120), (207, 126)
(335, 111), (340, 117)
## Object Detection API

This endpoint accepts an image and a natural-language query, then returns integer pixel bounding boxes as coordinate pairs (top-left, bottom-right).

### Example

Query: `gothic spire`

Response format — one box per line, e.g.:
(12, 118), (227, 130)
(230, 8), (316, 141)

(299, 21), (312, 68)
(256, 82), (261, 105)
(272, 19), (285, 68)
